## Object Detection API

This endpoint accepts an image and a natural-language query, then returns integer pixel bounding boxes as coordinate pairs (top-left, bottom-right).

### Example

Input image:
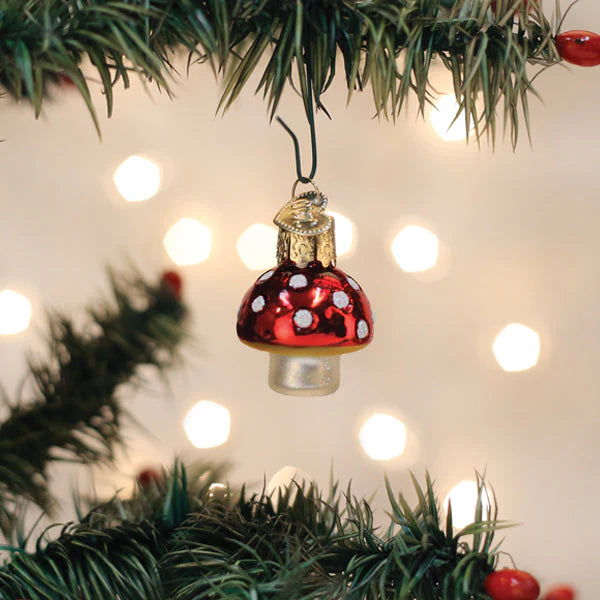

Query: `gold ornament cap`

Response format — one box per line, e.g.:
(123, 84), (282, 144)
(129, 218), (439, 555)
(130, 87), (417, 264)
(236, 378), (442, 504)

(274, 181), (336, 268)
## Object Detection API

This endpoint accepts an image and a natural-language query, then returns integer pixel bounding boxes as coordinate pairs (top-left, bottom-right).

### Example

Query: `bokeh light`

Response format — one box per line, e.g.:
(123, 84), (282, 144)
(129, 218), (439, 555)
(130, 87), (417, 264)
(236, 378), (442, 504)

(391, 226), (439, 272)
(430, 95), (475, 142)
(267, 466), (311, 496)
(359, 414), (407, 460)
(329, 211), (355, 256)
(183, 400), (231, 448)
(0, 290), (32, 335)
(493, 323), (540, 372)
(163, 218), (212, 266)
(113, 155), (161, 202)
(443, 480), (490, 530)
(236, 223), (278, 270)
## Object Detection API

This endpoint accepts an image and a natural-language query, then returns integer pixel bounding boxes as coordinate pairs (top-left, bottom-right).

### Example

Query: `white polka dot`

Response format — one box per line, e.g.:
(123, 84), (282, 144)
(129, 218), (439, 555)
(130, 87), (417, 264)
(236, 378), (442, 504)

(357, 319), (369, 340)
(252, 296), (266, 312)
(347, 276), (360, 291)
(293, 309), (313, 329)
(258, 270), (274, 282)
(289, 274), (308, 289)
(332, 291), (350, 309)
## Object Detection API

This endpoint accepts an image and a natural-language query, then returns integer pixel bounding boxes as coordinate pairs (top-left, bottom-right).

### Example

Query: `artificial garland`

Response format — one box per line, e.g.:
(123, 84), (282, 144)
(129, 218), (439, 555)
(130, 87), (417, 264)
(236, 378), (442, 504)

(0, 270), (567, 599)
(0, 269), (186, 537)
(0, 463), (509, 600)
(0, 0), (578, 144)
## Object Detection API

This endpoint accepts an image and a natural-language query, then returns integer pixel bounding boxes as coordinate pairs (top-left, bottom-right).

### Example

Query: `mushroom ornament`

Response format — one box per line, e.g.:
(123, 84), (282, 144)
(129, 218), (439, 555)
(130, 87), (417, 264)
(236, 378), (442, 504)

(237, 183), (374, 396)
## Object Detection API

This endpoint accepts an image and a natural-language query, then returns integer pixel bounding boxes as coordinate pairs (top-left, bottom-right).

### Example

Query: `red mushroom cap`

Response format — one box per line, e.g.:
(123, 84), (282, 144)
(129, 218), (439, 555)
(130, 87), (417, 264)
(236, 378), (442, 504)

(237, 261), (373, 355)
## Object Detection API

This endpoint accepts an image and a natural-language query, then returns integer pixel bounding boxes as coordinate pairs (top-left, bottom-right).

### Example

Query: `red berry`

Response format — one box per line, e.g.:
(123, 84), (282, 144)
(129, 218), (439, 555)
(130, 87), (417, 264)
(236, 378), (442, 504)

(542, 585), (576, 600)
(55, 73), (76, 88)
(484, 569), (541, 600)
(556, 30), (600, 66)
(161, 270), (183, 299)
(136, 467), (163, 488)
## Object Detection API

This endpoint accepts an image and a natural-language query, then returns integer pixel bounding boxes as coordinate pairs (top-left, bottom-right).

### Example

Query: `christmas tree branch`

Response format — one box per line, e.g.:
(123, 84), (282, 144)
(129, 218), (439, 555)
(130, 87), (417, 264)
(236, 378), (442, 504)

(0, 465), (508, 600)
(0, 0), (560, 144)
(0, 269), (187, 525)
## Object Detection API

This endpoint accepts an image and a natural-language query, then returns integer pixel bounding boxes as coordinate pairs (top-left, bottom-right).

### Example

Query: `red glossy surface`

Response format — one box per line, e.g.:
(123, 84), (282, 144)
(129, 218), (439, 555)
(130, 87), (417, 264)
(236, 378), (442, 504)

(542, 585), (576, 600)
(484, 570), (541, 600)
(237, 261), (373, 351)
(556, 30), (600, 66)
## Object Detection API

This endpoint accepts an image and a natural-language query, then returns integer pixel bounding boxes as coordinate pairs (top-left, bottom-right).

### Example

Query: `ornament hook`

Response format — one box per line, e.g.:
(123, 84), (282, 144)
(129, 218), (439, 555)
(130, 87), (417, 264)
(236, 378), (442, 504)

(275, 78), (318, 184)
(290, 177), (319, 199)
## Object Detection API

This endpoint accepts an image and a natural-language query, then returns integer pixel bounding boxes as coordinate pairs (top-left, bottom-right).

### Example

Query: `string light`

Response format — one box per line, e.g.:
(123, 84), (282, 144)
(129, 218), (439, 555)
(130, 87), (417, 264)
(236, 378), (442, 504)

(493, 323), (540, 372)
(163, 218), (212, 266)
(359, 414), (407, 460)
(113, 155), (161, 202)
(328, 211), (355, 256)
(208, 483), (229, 500)
(267, 466), (311, 497)
(430, 95), (475, 142)
(443, 480), (490, 530)
(236, 224), (278, 270)
(183, 400), (231, 448)
(0, 290), (32, 335)
(391, 226), (439, 272)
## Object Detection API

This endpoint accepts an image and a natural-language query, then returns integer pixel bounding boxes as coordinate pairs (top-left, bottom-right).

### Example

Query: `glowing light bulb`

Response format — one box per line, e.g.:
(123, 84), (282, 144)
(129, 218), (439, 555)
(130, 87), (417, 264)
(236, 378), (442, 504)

(208, 482), (229, 500)
(267, 466), (311, 496)
(359, 414), (407, 461)
(183, 400), (230, 448)
(391, 226), (439, 272)
(163, 218), (212, 266)
(113, 155), (161, 202)
(444, 480), (490, 530)
(236, 223), (278, 270)
(430, 95), (475, 142)
(493, 323), (540, 372)
(0, 290), (32, 335)
(329, 211), (355, 256)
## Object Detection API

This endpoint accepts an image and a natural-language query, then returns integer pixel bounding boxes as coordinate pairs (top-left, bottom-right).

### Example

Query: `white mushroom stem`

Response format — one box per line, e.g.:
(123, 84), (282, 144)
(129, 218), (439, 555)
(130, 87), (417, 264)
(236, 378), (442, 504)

(268, 354), (341, 396)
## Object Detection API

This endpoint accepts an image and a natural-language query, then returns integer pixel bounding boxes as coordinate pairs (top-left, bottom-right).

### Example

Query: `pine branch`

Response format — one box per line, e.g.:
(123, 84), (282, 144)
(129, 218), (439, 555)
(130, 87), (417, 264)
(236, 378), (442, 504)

(0, 0), (561, 144)
(0, 269), (187, 525)
(0, 466), (508, 600)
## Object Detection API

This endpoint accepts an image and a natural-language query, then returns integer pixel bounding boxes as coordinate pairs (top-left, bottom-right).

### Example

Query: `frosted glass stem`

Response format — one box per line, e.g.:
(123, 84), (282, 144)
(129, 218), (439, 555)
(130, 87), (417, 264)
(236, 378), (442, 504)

(268, 354), (340, 396)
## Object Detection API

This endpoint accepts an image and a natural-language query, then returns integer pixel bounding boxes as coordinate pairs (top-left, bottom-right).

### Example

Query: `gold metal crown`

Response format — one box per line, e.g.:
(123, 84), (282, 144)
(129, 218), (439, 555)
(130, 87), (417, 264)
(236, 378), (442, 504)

(274, 184), (336, 268)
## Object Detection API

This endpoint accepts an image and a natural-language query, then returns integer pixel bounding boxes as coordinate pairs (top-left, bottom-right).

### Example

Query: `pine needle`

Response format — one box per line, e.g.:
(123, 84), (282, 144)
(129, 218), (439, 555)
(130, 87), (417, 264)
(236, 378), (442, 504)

(0, 467), (508, 600)
(0, 0), (561, 146)
(0, 268), (187, 534)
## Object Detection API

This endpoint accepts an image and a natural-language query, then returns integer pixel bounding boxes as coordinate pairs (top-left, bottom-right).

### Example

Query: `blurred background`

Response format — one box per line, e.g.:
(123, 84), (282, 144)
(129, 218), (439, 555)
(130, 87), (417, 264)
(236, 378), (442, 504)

(1, 2), (599, 597)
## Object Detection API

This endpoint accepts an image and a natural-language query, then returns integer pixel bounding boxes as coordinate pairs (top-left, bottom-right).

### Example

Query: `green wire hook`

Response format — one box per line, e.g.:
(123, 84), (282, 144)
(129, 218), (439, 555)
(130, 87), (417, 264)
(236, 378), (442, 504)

(276, 78), (317, 184)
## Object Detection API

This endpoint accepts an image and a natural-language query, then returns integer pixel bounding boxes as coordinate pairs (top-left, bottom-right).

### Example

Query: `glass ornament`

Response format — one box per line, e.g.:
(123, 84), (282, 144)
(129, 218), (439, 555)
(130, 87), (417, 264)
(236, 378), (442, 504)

(236, 182), (374, 396)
